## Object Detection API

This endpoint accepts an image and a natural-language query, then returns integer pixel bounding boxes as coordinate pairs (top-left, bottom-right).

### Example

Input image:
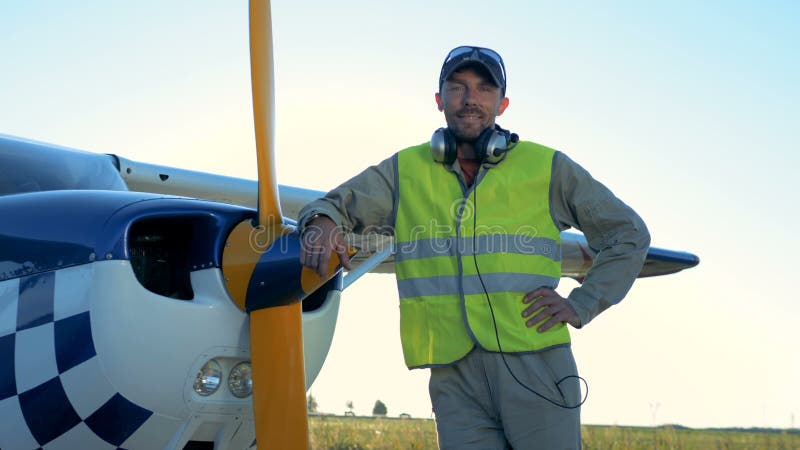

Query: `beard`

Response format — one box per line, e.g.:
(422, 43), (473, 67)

(449, 126), (480, 143)
(446, 107), (493, 143)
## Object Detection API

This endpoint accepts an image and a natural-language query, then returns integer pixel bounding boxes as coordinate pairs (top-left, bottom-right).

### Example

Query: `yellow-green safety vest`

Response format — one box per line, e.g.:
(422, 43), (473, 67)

(394, 141), (569, 368)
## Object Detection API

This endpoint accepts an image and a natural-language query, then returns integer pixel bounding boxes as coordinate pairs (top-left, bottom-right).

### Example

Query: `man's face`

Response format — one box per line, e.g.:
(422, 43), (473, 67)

(435, 67), (509, 142)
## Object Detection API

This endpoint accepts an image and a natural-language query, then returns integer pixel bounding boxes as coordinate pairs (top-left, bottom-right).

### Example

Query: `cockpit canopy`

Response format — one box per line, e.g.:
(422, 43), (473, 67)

(0, 135), (127, 195)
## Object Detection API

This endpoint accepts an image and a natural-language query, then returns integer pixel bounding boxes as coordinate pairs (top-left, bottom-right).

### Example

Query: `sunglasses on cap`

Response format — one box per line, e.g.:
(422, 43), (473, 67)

(439, 46), (507, 91)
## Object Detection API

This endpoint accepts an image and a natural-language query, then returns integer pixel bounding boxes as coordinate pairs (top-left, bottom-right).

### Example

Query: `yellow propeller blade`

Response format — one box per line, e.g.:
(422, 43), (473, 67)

(223, 3), (357, 448)
(250, 0), (282, 229)
(249, 1), (307, 448)
(250, 304), (308, 449)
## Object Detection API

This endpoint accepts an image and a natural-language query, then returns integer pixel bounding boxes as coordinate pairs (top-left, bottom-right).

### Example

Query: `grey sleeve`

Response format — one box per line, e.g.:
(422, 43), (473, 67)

(298, 154), (397, 235)
(550, 152), (651, 327)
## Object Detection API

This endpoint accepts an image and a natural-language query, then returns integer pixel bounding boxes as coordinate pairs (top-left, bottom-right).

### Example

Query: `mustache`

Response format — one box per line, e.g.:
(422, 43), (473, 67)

(456, 107), (486, 116)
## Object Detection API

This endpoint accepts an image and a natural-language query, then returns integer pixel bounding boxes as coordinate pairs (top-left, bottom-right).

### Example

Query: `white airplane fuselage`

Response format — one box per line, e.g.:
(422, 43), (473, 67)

(0, 136), (342, 449)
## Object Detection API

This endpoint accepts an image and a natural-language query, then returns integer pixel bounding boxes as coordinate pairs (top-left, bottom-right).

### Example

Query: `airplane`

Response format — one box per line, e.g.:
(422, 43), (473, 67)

(0, 2), (699, 450)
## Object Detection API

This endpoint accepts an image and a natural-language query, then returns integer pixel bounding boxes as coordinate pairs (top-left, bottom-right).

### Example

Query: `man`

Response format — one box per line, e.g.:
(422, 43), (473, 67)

(298, 46), (650, 449)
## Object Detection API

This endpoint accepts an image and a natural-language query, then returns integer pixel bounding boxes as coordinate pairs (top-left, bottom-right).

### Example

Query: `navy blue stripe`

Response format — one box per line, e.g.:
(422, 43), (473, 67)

(646, 247), (700, 266)
(17, 272), (55, 332)
(19, 377), (82, 445)
(85, 393), (152, 446)
(0, 189), (256, 281)
(0, 233), (93, 282)
(54, 311), (96, 373)
(0, 333), (16, 400)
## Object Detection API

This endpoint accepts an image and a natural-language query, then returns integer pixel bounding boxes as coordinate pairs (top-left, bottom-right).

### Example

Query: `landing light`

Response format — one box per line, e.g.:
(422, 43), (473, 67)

(228, 361), (253, 398)
(193, 359), (222, 396)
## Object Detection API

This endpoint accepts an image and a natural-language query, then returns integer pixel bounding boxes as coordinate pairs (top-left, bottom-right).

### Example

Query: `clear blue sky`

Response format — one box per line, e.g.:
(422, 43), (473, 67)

(2, 1), (798, 428)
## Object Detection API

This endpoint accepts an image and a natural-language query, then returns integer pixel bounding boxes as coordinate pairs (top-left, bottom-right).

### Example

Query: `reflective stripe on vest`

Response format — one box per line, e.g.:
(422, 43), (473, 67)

(395, 141), (569, 368)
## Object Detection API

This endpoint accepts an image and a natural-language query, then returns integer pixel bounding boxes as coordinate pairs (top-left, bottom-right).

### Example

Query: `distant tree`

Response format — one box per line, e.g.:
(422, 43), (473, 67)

(372, 399), (387, 416)
(346, 400), (355, 416)
(307, 393), (318, 413)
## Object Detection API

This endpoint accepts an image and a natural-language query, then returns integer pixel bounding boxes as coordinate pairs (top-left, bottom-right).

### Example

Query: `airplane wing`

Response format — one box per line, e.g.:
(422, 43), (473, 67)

(115, 156), (699, 282)
(116, 155), (314, 218)
(1, 141), (696, 284)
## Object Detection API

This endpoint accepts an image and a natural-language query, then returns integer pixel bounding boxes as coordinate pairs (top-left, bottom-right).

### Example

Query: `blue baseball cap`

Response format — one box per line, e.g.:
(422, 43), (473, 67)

(439, 46), (507, 93)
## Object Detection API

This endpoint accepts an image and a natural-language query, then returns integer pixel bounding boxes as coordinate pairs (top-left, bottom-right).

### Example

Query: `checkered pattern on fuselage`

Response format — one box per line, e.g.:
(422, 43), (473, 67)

(0, 267), (153, 450)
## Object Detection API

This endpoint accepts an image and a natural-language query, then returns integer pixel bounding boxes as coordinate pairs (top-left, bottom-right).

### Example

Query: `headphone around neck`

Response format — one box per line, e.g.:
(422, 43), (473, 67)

(430, 125), (519, 165)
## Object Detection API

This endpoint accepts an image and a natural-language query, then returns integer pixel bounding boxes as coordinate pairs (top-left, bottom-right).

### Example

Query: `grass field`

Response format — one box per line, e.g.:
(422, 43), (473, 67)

(308, 416), (800, 450)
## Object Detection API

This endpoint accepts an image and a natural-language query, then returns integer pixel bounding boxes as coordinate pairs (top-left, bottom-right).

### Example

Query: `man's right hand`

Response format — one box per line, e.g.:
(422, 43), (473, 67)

(300, 215), (352, 278)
